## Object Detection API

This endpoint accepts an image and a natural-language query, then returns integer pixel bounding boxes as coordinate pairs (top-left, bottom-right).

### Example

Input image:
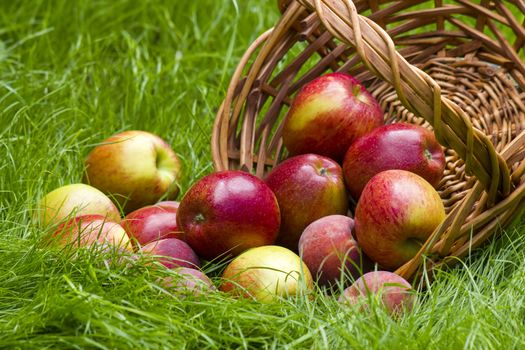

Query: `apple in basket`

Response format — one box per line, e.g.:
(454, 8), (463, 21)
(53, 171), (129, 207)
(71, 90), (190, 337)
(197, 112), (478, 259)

(220, 245), (313, 303)
(282, 72), (384, 161)
(177, 170), (281, 261)
(354, 170), (445, 270)
(265, 154), (348, 251)
(343, 123), (445, 200)
(84, 130), (182, 213)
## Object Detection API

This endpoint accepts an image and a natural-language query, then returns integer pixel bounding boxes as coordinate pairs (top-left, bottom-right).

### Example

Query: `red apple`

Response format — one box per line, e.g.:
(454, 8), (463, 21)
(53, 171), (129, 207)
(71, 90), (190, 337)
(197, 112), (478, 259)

(298, 215), (371, 286)
(265, 154), (348, 250)
(142, 238), (200, 269)
(160, 267), (216, 296)
(355, 170), (446, 270)
(338, 271), (415, 316)
(122, 201), (181, 247)
(220, 245), (313, 303)
(282, 72), (384, 161)
(84, 130), (182, 213)
(52, 214), (132, 251)
(177, 171), (280, 260)
(36, 183), (121, 227)
(343, 123), (445, 199)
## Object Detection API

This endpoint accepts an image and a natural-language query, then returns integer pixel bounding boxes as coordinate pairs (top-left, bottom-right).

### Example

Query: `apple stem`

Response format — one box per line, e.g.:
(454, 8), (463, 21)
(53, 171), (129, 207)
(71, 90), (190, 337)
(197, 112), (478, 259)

(194, 213), (205, 223)
(352, 85), (361, 98)
(424, 149), (432, 161)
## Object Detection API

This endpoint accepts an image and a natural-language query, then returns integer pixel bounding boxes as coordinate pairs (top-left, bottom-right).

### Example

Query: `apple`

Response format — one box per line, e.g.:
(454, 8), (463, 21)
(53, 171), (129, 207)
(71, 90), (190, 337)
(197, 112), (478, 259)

(51, 214), (132, 251)
(160, 267), (216, 296)
(343, 123), (445, 200)
(265, 154), (348, 250)
(84, 130), (182, 213)
(177, 171), (280, 261)
(298, 215), (371, 286)
(122, 201), (181, 247)
(282, 72), (384, 161)
(220, 245), (313, 303)
(338, 271), (415, 316)
(141, 238), (200, 269)
(355, 170), (446, 270)
(36, 183), (121, 227)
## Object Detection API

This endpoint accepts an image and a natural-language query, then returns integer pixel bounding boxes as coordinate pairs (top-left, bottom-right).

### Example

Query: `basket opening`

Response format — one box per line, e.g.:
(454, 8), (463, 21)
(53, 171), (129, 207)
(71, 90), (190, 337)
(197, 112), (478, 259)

(370, 56), (525, 212)
(220, 1), (525, 176)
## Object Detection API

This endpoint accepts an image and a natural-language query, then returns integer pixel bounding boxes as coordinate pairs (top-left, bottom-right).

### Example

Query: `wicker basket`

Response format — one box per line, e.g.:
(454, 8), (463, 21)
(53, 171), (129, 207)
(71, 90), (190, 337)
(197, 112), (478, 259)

(212, 0), (525, 281)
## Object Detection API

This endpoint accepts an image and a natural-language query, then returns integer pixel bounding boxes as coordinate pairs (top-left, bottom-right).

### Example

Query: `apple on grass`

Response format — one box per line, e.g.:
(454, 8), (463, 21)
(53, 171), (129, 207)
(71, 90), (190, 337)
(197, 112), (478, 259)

(159, 267), (216, 296)
(339, 271), (415, 316)
(355, 170), (446, 270)
(177, 170), (280, 261)
(220, 245), (313, 303)
(265, 154), (348, 250)
(122, 201), (181, 247)
(51, 214), (132, 252)
(84, 130), (182, 213)
(298, 215), (371, 286)
(36, 183), (121, 227)
(343, 122), (445, 200)
(282, 72), (384, 161)
(141, 238), (200, 269)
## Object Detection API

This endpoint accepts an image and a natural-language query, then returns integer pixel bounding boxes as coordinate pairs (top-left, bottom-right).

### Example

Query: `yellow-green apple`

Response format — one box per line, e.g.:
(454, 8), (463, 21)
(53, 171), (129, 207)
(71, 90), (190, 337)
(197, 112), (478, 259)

(122, 201), (181, 247)
(141, 238), (200, 269)
(177, 171), (280, 261)
(220, 245), (313, 303)
(160, 267), (216, 296)
(298, 215), (371, 286)
(265, 154), (348, 250)
(51, 214), (132, 251)
(343, 123), (445, 200)
(282, 72), (384, 161)
(36, 183), (121, 227)
(338, 271), (415, 316)
(355, 170), (445, 270)
(84, 130), (181, 213)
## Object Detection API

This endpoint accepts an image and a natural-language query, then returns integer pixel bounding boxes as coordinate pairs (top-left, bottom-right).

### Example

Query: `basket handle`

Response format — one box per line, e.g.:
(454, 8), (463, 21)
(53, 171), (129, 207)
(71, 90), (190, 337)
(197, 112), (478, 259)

(294, 0), (511, 205)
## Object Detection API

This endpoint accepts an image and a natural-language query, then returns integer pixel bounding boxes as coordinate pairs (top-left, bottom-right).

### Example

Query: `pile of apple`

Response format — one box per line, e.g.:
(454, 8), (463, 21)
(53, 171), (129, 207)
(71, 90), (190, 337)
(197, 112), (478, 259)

(36, 131), (212, 294)
(36, 72), (447, 315)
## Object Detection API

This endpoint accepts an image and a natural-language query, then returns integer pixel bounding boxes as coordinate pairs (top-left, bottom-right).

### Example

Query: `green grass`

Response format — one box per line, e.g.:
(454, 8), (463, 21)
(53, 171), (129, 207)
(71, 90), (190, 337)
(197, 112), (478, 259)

(1, 0), (525, 348)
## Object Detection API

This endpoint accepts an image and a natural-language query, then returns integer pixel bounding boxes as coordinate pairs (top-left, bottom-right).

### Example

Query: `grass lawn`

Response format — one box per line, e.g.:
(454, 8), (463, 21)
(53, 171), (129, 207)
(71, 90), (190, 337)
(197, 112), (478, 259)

(1, 0), (525, 348)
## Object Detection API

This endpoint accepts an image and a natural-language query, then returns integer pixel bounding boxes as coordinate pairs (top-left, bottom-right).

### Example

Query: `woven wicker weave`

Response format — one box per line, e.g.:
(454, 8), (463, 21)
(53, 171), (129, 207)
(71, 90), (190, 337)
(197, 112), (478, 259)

(212, 0), (525, 280)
